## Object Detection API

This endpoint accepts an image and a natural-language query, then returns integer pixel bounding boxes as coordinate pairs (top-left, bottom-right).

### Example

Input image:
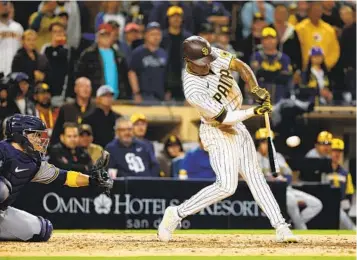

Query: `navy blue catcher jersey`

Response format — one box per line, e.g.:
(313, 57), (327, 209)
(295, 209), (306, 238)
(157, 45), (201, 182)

(105, 138), (160, 177)
(0, 140), (59, 209)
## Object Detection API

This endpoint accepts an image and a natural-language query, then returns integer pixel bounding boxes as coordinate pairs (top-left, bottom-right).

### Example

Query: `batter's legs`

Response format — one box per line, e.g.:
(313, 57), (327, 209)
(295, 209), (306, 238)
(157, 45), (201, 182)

(177, 131), (240, 218)
(239, 129), (286, 228)
(0, 206), (52, 241)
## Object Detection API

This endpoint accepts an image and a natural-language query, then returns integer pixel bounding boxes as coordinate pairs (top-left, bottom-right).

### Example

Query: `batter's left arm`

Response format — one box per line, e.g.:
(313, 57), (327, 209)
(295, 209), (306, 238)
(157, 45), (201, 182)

(229, 58), (270, 104)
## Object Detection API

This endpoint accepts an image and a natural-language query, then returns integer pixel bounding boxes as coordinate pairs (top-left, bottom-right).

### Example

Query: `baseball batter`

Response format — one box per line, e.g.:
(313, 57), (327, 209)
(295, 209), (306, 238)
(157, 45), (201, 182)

(158, 36), (297, 243)
(0, 114), (112, 241)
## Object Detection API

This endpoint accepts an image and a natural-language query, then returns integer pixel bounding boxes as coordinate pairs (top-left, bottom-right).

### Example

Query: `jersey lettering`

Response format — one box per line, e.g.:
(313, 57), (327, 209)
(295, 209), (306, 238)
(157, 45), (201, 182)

(213, 69), (234, 104)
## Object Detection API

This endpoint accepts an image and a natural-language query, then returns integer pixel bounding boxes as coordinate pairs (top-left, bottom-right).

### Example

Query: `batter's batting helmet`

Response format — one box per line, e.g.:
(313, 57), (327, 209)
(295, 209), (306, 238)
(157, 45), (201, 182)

(183, 36), (217, 66)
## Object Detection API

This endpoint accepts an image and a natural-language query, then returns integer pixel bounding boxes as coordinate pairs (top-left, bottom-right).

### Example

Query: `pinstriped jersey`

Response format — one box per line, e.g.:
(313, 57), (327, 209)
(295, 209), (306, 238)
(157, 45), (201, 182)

(183, 47), (243, 124)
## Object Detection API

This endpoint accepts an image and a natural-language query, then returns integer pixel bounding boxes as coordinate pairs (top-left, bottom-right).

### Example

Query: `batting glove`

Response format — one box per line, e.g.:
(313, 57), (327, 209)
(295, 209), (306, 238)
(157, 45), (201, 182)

(254, 101), (272, 115)
(251, 86), (270, 104)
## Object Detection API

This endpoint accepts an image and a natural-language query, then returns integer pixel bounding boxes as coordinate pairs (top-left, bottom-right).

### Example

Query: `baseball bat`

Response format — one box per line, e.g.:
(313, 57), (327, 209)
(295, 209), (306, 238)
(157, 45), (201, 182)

(264, 113), (280, 177)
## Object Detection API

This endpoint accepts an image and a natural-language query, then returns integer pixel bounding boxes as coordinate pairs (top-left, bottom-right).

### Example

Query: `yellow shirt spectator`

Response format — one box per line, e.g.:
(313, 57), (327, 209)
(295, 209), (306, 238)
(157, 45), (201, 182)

(295, 18), (340, 71)
(29, 2), (60, 51)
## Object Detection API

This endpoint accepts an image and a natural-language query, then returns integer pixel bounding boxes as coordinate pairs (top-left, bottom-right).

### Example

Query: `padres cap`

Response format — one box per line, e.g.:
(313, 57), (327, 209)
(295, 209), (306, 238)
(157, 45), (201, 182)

(79, 124), (93, 136)
(35, 82), (51, 94)
(310, 47), (324, 56)
(183, 35), (218, 66)
(262, 27), (277, 38)
(165, 135), (182, 147)
(145, 22), (161, 32)
(253, 12), (265, 21)
(130, 113), (147, 124)
(331, 138), (344, 150)
(167, 6), (183, 17)
(219, 26), (231, 35)
(316, 131), (333, 144)
(255, 128), (275, 140)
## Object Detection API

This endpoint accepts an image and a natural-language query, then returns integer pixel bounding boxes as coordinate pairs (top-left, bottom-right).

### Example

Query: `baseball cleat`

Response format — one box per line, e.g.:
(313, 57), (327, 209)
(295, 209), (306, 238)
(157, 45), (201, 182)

(276, 223), (298, 243)
(158, 206), (182, 242)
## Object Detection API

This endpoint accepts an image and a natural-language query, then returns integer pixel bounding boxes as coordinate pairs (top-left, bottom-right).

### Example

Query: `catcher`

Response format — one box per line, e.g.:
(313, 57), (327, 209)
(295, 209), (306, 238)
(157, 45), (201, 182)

(0, 114), (113, 241)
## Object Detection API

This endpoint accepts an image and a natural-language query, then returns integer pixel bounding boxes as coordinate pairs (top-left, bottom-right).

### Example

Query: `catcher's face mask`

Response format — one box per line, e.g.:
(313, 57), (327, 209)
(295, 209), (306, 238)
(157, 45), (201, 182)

(25, 129), (49, 157)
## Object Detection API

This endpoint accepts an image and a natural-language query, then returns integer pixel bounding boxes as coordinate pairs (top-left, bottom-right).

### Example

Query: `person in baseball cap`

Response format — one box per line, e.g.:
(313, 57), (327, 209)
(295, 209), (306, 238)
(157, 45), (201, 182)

(82, 85), (120, 147)
(330, 138), (356, 230)
(305, 131), (333, 158)
(198, 23), (215, 44)
(78, 124), (104, 163)
(130, 112), (155, 156)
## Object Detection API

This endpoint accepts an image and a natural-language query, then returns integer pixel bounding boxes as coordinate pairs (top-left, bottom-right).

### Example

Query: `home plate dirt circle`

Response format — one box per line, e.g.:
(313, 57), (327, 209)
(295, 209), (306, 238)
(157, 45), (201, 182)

(0, 233), (355, 257)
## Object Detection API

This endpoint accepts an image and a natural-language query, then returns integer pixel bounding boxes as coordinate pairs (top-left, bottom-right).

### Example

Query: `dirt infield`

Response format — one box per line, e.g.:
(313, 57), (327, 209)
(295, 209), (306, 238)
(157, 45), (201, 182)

(0, 233), (355, 257)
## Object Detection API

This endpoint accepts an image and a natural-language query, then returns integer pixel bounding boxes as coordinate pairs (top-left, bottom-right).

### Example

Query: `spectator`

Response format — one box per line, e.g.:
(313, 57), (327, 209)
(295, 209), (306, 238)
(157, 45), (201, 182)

(33, 82), (59, 136)
(161, 6), (192, 101)
(119, 23), (141, 64)
(157, 135), (184, 177)
(55, 1), (81, 50)
(50, 77), (95, 145)
(241, 1), (274, 38)
(95, 1), (125, 39)
(295, 2), (340, 71)
(198, 23), (216, 45)
(11, 29), (50, 85)
(128, 22), (168, 103)
(126, 1), (153, 26)
(240, 12), (267, 63)
(305, 131), (333, 159)
(321, 1), (344, 33)
(108, 20), (121, 51)
(106, 118), (160, 178)
(78, 124), (104, 164)
(76, 23), (129, 100)
(0, 78), (19, 137)
(270, 4), (302, 73)
(288, 1), (308, 26)
(82, 85), (120, 148)
(7, 72), (35, 116)
(255, 128), (322, 230)
(28, 1), (60, 51)
(299, 47), (333, 105)
(130, 113), (154, 156)
(148, 1), (193, 33)
(0, 1), (23, 76)
(340, 5), (356, 103)
(193, 1), (230, 34)
(49, 122), (92, 173)
(329, 138), (356, 230)
(180, 138), (215, 179)
(41, 22), (68, 97)
(250, 27), (292, 103)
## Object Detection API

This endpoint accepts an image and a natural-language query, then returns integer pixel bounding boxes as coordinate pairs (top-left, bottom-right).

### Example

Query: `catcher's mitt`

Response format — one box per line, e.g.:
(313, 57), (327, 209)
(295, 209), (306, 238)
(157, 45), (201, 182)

(89, 151), (113, 195)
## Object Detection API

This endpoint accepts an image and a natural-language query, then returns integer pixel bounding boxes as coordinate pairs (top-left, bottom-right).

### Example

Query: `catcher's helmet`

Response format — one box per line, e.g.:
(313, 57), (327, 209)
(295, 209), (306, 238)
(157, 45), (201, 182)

(5, 114), (49, 158)
(183, 36), (217, 66)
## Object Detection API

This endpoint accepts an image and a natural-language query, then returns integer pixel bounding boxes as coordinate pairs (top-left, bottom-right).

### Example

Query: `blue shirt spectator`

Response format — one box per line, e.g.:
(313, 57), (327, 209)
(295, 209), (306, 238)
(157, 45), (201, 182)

(181, 143), (215, 179)
(99, 48), (119, 99)
(148, 1), (194, 33)
(193, 1), (230, 34)
(106, 118), (160, 178)
(250, 27), (292, 103)
(241, 1), (275, 38)
(128, 22), (168, 103)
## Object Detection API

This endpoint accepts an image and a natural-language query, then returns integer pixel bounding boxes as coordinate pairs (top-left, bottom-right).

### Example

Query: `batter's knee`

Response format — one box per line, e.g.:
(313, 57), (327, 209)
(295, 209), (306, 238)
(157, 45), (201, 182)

(312, 198), (323, 214)
(215, 181), (237, 198)
(30, 216), (53, 242)
(0, 177), (11, 203)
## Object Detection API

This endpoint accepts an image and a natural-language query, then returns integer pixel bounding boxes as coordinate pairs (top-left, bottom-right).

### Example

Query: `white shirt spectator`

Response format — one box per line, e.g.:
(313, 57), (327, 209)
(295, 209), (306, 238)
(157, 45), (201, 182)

(0, 19), (23, 76)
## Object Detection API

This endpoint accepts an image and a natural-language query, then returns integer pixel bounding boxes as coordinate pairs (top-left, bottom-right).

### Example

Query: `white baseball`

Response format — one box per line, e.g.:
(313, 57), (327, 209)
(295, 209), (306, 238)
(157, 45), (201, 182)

(286, 136), (301, 147)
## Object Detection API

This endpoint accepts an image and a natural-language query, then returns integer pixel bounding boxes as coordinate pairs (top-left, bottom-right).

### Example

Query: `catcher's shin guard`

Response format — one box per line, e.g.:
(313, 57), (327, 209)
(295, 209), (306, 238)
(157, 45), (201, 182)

(30, 216), (53, 242)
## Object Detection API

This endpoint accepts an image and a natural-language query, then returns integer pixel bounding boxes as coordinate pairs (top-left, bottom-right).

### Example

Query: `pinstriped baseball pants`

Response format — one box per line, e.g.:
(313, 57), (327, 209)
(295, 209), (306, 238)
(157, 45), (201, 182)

(177, 122), (286, 228)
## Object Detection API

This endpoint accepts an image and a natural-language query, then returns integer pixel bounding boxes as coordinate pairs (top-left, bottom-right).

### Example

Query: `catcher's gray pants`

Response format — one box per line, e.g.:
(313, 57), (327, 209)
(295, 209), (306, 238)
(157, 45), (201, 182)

(0, 207), (41, 241)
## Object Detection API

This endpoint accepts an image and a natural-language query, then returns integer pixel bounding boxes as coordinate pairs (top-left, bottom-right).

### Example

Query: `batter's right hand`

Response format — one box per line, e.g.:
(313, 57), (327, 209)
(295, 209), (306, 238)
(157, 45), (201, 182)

(251, 86), (270, 104)
(254, 101), (272, 115)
